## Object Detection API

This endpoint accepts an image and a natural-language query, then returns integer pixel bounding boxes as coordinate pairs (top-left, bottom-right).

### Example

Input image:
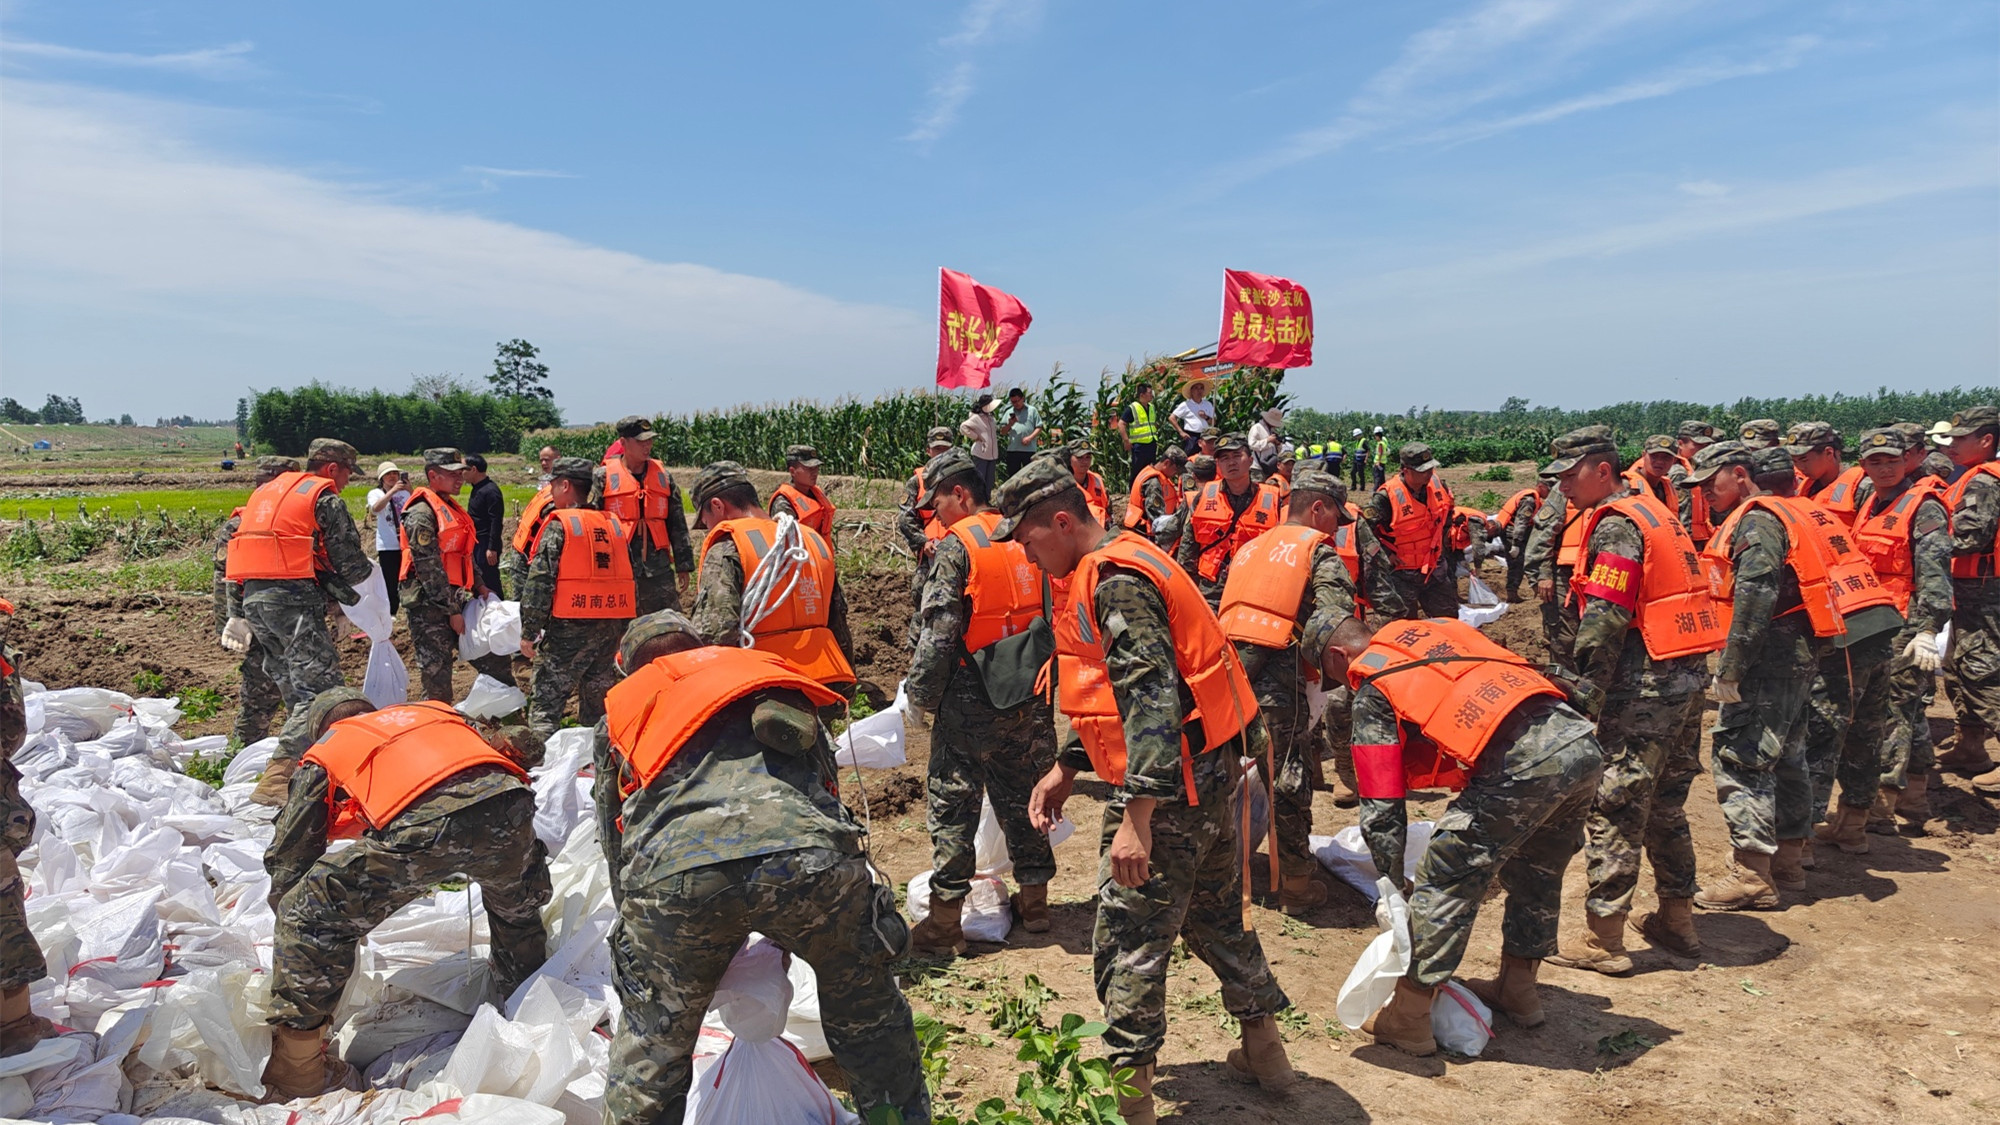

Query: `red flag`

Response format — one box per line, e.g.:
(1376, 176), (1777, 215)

(1216, 269), (1313, 369)
(936, 268), (1032, 389)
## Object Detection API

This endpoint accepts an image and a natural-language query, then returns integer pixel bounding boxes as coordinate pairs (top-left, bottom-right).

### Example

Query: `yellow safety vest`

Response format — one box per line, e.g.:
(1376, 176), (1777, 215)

(1127, 401), (1157, 444)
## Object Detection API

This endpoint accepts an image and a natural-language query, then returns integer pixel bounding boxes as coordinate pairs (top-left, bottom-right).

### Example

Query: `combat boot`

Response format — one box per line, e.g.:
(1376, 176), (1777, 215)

(1633, 897), (1701, 957)
(1896, 774), (1931, 835)
(1866, 786), (1900, 835)
(1797, 836), (1816, 870)
(1464, 953), (1545, 1027)
(1328, 760), (1359, 809)
(1225, 1014), (1296, 1091)
(0, 985), (57, 1058)
(1010, 883), (1051, 934)
(1694, 848), (1779, 910)
(259, 1024), (353, 1102)
(1278, 871), (1329, 916)
(1973, 766), (2000, 795)
(909, 895), (967, 956)
(1361, 978), (1437, 1056)
(1771, 839), (1807, 891)
(1937, 723), (1993, 774)
(1814, 804), (1870, 854)
(249, 757), (299, 808)
(1548, 913), (1633, 976)
(1117, 1062), (1156, 1125)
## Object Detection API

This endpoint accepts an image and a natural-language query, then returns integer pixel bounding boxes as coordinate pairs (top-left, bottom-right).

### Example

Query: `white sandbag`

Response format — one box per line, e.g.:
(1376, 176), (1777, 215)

(782, 954), (830, 1062)
(364, 639), (410, 708)
(710, 937), (792, 1042)
(462, 594), (524, 658)
(1433, 979), (1494, 1057)
(905, 871), (1012, 944)
(37, 687), (133, 741)
(1311, 822), (1435, 903)
(396, 1093), (569, 1125)
(532, 728), (598, 851)
(341, 562), (396, 642)
(836, 684), (907, 769)
(438, 1003), (591, 1107)
(166, 966), (273, 1098)
(460, 594), (495, 660)
(29, 1008), (149, 1120)
(361, 1028), (464, 1091)
(1336, 878), (1412, 1029)
(971, 794), (1073, 877)
(1458, 574), (1508, 628)
(689, 938), (856, 1125)
(224, 739), (279, 787)
(457, 674), (527, 720)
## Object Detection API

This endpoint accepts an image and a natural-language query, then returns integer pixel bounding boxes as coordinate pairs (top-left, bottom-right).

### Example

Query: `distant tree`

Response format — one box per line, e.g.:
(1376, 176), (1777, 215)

(234, 398), (250, 439)
(40, 395), (84, 424)
(1, 398), (37, 423)
(410, 373), (471, 401)
(489, 339), (554, 403)
(1499, 396), (1531, 415)
(118, 413), (135, 427)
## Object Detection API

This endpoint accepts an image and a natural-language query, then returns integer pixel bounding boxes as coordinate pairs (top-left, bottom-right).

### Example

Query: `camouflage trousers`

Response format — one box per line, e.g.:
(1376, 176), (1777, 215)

(1256, 684), (1323, 882)
(1094, 749), (1288, 1068)
(1, 760), (45, 990)
(235, 633), (284, 745)
(408, 605), (515, 704)
(1882, 628), (1938, 787)
(1318, 684), (1357, 794)
(268, 788), (551, 1029)
(528, 618), (624, 740)
(926, 675), (1056, 902)
(1580, 691), (1704, 917)
(1540, 566), (1577, 672)
(1409, 702), (1601, 986)
(1709, 670), (1813, 854)
(1944, 579), (2000, 732)
(1804, 631), (1896, 814)
(605, 847), (926, 1125)
(634, 574), (682, 618)
(245, 592), (345, 763)
(1389, 569), (1462, 621)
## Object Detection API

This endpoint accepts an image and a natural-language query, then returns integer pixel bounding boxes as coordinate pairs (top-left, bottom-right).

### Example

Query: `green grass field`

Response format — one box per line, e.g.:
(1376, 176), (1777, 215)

(4, 484), (549, 525)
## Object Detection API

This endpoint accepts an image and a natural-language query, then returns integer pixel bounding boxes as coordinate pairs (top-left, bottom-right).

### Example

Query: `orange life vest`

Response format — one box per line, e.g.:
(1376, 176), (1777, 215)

(1556, 498), (1587, 569)
(1678, 456), (1715, 543)
(1816, 465), (1867, 527)
(699, 518), (854, 685)
(1347, 618), (1561, 795)
(1330, 503), (1370, 612)
(1494, 488), (1538, 530)
(1781, 497), (1898, 621)
(602, 458), (678, 551)
(303, 701), (525, 837)
(1264, 474), (1292, 509)
(1853, 479), (1943, 614)
(510, 487), (559, 556)
(1944, 461), (2000, 579)
(1187, 480), (1284, 582)
(604, 646), (842, 796)
(1701, 497), (1844, 639)
(399, 488), (475, 590)
(1624, 468), (1679, 515)
(540, 510), (637, 619)
(1052, 534), (1259, 790)
(1122, 463), (1184, 532)
(1218, 525), (1329, 650)
(1449, 506), (1487, 552)
(1076, 471), (1111, 525)
(1573, 494), (1728, 660)
(224, 472), (335, 581)
(1379, 475), (1454, 574)
(910, 468), (950, 543)
(772, 482), (836, 549)
(0, 597), (13, 676)
(950, 511), (1044, 653)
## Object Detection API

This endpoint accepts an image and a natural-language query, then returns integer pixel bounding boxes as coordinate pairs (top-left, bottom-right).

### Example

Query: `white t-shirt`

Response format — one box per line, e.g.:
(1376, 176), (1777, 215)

(1172, 399), (1216, 435)
(365, 487), (404, 551)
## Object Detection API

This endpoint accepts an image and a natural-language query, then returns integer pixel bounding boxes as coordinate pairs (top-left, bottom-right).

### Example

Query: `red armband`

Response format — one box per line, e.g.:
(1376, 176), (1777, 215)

(1576, 551), (1641, 611)
(1352, 743), (1406, 799)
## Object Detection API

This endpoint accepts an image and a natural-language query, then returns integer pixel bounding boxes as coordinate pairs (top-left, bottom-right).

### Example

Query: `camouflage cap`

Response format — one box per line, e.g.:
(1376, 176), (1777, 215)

(615, 415), (658, 441)
(1889, 422), (1927, 448)
(786, 444), (822, 467)
(1738, 418), (1782, 448)
(1214, 432), (1250, 454)
(304, 438), (360, 471)
(1751, 446), (1795, 477)
(488, 723), (546, 769)
(1188, 454), (1217, 480)
(1641, 434), (1676, 454)
(691, 460), (755, 511)
(1681, 439), (1755, 484)
(1542, 425), (1617, 475)
(926, 425), (954, 449)
(548, 455), (596, 487)
(1398, 441), (1440, 472)
(1942, 405), (2000, 437)
(1161, 443), (1188, 465)
(303, 687), (375, 742)
(615, 610), (705, 674)
(256, 456), (301, 485)
(1289, 467), (1348, 515)
(423, 447), (468, 472)
(1783, 421), (1841, 455)
(990, 455), (1083, 541)
(914, 447), (979, 508)
(1677, 420), (1718, 444)
(1855, 427), (1909, 459)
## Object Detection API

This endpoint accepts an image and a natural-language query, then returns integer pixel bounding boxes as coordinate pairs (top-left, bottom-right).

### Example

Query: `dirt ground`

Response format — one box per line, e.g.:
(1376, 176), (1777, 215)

(4, 459), (1998, 1124)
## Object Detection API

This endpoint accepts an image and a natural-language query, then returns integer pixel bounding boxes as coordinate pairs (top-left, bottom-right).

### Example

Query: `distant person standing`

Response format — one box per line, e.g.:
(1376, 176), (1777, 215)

(536, 445), (559, 486)
(465, 453), (506, 598)
(1348, 428), (1368, 490)
(1169, 378), (1217, 453)
(960, 392), (1001, 489)
(1370, 427), (1390, 490)
(1002, 387), (1041, 478)
(1116, 381), (1161, 477)
(365, 462), (411, 616)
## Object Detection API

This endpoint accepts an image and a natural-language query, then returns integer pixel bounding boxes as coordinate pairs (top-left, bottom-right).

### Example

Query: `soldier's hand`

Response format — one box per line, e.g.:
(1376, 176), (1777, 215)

(678, 571), (694, 596)
(1536, 579), (1555, 604)
(1712, 676), (1743, 704)
(220, 617), (252, 653)
(1904, 632), (1942, 673)
(449, 613), (465, 635)
(1029, 763), (1077, 833)
(485, 548), (499, 566)
(518, 637), (538, 661)
(1110, 799), (1155, 888)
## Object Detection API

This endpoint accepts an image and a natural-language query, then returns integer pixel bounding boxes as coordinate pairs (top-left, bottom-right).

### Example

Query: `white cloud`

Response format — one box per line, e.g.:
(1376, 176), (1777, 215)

(0, 80), (929, 420)
(2, 38), (257, 79)
(905, 0), (1042, 143)
(1679, 179), (1731, 197)
(463, 166), (577, 179)
(904, 61), (977, 143)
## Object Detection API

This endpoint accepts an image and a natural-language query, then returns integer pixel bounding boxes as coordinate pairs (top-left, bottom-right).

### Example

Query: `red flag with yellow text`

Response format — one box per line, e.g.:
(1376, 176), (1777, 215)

(1216, 269), (1313, 369)
(936, 268), (1032, 389)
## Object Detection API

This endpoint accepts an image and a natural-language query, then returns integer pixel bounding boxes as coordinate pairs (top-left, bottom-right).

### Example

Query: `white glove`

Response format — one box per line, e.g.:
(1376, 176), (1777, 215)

(220, 617), (252, 653)
(1904, 632), (1942, 673)
(1712, 677), (1742, 704)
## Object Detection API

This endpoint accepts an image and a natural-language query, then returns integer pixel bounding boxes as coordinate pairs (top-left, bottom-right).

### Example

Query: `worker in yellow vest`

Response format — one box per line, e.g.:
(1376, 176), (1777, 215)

(1116, 380), (1162, 478)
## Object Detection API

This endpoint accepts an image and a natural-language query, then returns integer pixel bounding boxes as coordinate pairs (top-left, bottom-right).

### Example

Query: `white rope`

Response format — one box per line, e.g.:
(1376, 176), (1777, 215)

(737, 510), (808, 648)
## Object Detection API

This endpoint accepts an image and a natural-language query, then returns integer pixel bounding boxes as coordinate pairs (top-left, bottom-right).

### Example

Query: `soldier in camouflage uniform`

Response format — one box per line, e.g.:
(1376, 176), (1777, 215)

(1685, 443), (1818, 911)
(2, 599), (56, 1057)
(234, 438), (376, 806)
(263, 688), (551, 1099)
(214, 456), (299, 745)
(402, 448), (516, 702)
(999, 459), (1291, 1124)
(899, 427), (958, 642)
(1132, 444), (1190, 550)
(1322, 617), (1601, 1054)
(1935, 407), (2000, 793)
(1524, 481), (1582, 671)
(1671, 421), (1719, 548)
(1501, 474), (1551, 600)
(1737, 418), (1783, 450)
(517, 457), (635, 739)
(1362, 442), (1461, 618)
(1312, 483), (1410, 810)
(904, 448), (1058, 954)
(1531, 428), (1714, 972)
(589, 416), (696, 616)
(596, 613), (926, 1125)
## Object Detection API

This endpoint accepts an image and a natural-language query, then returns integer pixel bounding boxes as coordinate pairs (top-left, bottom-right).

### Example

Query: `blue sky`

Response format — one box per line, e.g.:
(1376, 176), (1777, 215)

(2, 0), (1994, 426)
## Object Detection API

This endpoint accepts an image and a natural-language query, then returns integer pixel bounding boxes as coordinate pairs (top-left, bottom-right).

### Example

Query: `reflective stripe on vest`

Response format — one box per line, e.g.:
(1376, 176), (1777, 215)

(1126, 401), (1157, 444)
(399, 488), (476, 589)
(1380, 476), (1452, 574)
(224, 472), (334, 581)
(302, 701), (524, 835)
(1818, 465), (1867, 526)
(698, 518), (855, 685)
(511, 487), (559, 556)
(605, 646), (843, 793)
(1218, 525), (1328, 650)
(1188, 481), (1284, 583)
(773, 483), (836, 549)
(548, 510), (637, 619)
(1052, 533), (1259, 790)
(1624, 468), (1680, 517)
(1122, 463), (1183, 531)
(951, 511), (1045, 653)
(1701, 497), (1844, 639)
(1573, 493), (1728, 660)
(602, 459), (676, 550)
(1080, 472), (1111, 524)
(1943, 461), (2000, 579)
(1853, 479), (1942, 614)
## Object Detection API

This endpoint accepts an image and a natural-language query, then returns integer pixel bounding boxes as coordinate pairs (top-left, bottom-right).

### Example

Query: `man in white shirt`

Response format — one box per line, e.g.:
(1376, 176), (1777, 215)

(364, 462), (410, 614)
(1170, 379), (1218, 453)
(959, 392), (1001, 488)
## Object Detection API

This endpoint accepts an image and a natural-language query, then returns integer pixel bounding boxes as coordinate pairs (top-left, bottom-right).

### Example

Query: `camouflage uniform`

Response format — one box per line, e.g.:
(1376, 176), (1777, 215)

(214, 507), (284, 744)
(1943, 447), (2000, 741)
(2, 628), (45, 993)
(907, 523), (1056, 904)
(1310, 516), (1409, 799)
(499, 489), (560, 596)
(689, 534), (855, 720)
(1868, 476), (1952, 786)
(597, 616), (924, 1125)
(1803, 630), (1897, 815)
(1362, 470), (1459, 618)
(589, 461), (695, 616)
(264, 704), (551, 1029)
(401, 491), (516, 701)
(1503, 487), (1543, 598)
(518, 513), (631, 740)
(1176, 476), (1271, 608)
(1524, 484), (1580, 670)
(1356, 691), (1602, 987)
